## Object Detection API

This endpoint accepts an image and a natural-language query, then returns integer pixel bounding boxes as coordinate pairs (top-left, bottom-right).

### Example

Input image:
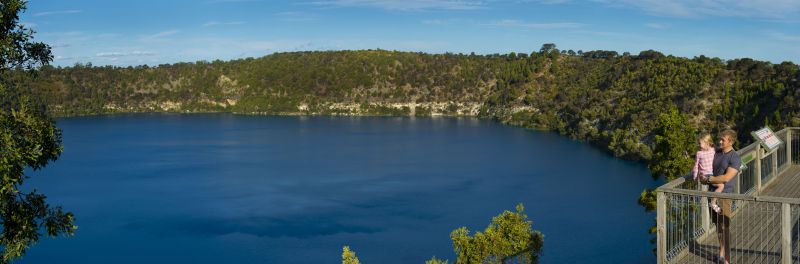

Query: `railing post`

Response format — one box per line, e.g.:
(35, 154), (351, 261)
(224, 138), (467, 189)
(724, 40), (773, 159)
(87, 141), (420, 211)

(657, 191), (666, 264)
(781, 203), (791, 264)
(699, 185), (710, 234)
(787, 129), (792, 165)
(755, 143), (762, 192)
(773, 146), (778, 180)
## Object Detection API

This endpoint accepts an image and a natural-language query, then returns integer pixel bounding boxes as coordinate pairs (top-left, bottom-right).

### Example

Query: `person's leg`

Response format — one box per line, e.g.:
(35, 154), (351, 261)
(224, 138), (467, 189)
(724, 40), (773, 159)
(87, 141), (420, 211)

(717, 220), (725, 261)
(722, 216), (731, 263)
(712, 209), (725, 261)
(710, 184), (723, 212)
(718, 199), (732, 264)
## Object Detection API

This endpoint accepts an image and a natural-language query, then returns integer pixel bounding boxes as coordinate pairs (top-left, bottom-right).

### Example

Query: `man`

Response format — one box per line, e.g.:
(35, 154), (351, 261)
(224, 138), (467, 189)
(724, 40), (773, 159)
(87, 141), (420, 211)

(701, 129), (741, 264)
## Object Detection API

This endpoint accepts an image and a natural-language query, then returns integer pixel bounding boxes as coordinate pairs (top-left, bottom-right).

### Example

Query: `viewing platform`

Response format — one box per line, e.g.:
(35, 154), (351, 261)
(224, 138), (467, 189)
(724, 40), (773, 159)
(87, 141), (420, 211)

(656, 127), (800, 263)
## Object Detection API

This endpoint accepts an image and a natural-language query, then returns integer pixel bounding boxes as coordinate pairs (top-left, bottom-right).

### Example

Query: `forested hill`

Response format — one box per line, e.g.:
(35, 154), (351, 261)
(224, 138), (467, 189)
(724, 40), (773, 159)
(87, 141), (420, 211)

(10, 48), (800, 163)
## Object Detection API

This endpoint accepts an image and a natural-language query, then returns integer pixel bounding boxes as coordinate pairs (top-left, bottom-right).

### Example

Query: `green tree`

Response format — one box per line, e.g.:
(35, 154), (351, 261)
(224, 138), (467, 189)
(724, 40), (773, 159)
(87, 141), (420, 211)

(0, 0), (76, 262)
(449, 204), (544, 264)
(0, 2), (51, 71)
(638, 106), (696, 251)
(637, 50), (665, 60)
(539, 43), (557, 54)
(342, 246), (360, 264)
(647, 106), (696, 181)
(425, 256), (449, 264)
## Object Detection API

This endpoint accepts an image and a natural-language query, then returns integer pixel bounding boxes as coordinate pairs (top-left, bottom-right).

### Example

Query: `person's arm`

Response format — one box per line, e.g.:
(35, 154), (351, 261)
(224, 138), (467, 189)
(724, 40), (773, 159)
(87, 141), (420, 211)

(709, 166), (738, 184)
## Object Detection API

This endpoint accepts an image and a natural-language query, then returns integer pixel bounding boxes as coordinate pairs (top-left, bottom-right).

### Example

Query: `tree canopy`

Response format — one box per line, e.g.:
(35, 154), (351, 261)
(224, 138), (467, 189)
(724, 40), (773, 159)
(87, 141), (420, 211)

(449, 204), (543, 264)
(0, 0), (76, 262)
(342, 246), (361, 264)
(341, 204), (543, 264)
(648, 106), (697, 181)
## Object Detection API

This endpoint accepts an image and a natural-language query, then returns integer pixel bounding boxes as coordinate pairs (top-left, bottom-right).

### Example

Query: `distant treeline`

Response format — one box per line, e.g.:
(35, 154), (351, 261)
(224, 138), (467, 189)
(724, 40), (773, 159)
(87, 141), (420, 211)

(9, 45), (800, 163)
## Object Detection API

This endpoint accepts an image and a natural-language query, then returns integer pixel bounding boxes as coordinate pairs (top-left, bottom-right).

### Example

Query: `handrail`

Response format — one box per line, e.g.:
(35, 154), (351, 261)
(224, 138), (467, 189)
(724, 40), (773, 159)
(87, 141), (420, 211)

(660, 174), (689, 189)
(657, 185), (754, 200)
(737, 143), (756, 155)
(657, 185), (800, 204)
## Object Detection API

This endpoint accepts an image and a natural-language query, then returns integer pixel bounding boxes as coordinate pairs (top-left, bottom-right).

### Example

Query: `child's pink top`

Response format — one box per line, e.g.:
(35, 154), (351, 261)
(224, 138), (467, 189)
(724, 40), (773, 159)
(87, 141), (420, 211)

(693, 149), (715, 179)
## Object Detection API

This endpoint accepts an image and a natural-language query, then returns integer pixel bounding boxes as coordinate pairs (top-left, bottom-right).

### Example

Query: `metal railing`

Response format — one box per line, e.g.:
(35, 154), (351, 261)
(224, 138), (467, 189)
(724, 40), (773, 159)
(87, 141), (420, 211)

(778, 141), (789, 172)
(658, 188), (800, 263)
(739, 157), (756, 195)
(657, 127), (800, 264)
(794, 131), (800, 165)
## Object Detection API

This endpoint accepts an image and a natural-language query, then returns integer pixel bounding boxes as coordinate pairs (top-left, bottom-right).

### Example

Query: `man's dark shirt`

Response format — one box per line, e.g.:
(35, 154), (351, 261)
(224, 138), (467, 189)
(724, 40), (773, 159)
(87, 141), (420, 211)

(713, 148), (741, 193)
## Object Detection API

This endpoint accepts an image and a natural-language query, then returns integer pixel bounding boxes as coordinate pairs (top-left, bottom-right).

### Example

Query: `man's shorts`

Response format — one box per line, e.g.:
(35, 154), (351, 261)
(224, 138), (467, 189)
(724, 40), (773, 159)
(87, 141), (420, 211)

(711, 198), (733, 221)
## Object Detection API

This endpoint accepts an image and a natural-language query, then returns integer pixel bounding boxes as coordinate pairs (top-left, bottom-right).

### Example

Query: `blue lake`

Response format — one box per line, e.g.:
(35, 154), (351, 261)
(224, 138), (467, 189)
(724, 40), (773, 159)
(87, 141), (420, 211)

(24, 114), (656, 263)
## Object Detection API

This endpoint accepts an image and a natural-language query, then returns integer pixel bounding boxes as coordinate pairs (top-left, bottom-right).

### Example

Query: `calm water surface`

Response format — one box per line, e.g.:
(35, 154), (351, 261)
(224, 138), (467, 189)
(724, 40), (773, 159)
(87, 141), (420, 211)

(25, 114), (656, 263)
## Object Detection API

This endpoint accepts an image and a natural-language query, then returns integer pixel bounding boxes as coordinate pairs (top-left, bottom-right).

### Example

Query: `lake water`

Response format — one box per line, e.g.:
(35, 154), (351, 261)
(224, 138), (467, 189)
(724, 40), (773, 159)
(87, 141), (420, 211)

(24, 114), (656, 263)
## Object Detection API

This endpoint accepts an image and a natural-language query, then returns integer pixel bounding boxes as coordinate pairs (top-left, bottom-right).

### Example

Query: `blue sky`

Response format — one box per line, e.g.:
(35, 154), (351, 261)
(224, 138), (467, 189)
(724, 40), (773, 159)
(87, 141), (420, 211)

(21, 0), (800, 66)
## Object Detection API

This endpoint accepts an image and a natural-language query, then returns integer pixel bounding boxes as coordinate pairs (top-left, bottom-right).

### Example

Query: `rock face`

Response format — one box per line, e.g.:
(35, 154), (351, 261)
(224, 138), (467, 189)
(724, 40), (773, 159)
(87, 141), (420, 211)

(31, 50), (500, 117)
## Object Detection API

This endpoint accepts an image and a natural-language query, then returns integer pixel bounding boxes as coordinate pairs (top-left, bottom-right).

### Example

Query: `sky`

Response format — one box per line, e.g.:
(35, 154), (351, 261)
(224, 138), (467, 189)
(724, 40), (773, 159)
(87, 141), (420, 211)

(20, 0), (800, 67)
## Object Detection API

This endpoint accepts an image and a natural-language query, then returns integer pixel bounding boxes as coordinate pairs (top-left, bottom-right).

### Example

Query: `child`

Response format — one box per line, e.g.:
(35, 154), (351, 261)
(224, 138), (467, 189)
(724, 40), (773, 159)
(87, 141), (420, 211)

(694, 134), (722, 213)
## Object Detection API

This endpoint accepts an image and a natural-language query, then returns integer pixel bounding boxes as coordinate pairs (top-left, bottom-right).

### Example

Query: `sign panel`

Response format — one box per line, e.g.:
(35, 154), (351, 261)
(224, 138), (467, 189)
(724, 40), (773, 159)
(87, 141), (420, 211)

(751, 126), (783, 152)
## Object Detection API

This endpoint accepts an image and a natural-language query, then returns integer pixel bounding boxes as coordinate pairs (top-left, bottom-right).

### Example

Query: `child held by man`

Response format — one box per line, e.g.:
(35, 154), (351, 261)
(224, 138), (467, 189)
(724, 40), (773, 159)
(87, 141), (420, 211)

(694, 134), (722, 213)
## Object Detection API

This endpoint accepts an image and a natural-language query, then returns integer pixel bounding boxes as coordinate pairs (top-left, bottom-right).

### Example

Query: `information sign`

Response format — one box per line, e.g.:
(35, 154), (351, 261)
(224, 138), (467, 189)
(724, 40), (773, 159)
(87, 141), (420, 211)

(751, 126), (783, 152)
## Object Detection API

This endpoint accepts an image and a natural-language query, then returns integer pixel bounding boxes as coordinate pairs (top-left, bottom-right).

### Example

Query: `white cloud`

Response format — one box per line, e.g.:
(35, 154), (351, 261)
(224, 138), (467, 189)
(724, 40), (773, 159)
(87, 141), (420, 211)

(140, 30), (180, 42)
(148, 30), (179, 38)
(645, 22), (668, 29)
(40, 32), (121, 50)
(97, 33), (121, 38)
(95, 51), (157, 58)
(203, 21), (246, 27)
(517, 0), (571, 4)
(40, 31), (95, 46)
(768, 31), (800, 42)
(207, 0), (261, 3)
(571, 29), (638, 38)
(275, 12), (317, 22)
(42, 31), (85, 37)
(421, 19), (462, 25)
(54, 55), (90, 61)
(422, 19), (447, 25)
(34, 10), (82, 17)
(594, 0), (800, 20)
(486, 19), (584, 29)
(309, 0), (487, 10)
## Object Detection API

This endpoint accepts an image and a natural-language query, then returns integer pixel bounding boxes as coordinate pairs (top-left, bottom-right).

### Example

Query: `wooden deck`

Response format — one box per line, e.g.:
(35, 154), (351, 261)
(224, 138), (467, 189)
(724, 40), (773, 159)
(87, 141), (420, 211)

(671, 165), (800, 263)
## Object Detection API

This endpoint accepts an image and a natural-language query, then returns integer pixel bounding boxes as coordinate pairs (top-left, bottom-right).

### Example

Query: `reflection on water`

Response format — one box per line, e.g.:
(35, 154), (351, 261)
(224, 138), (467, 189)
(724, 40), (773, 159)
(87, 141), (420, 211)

(25, 114), (655, 263)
